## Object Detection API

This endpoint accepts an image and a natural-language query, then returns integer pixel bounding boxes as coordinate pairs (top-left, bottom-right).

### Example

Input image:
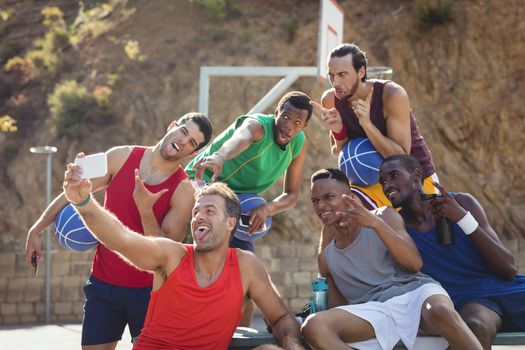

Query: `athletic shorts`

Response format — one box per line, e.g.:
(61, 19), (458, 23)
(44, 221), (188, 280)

(230, 235), (255, 252)
(81, 275), (151, 346)
(460, 291), (525, 331)
(338, 283), (449, 350)
(352, 173), (439, 209)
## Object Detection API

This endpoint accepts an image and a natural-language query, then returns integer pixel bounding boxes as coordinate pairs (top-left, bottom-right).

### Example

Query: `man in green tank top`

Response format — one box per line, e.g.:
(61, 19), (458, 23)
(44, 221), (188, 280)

(186, 91), (312, 252)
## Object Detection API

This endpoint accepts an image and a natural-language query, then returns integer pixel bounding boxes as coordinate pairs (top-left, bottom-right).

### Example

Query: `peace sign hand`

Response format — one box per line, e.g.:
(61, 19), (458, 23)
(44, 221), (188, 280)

(351, 85), (374, 128)
(336, 194), (379, 228)
(310, 101), (344, 133)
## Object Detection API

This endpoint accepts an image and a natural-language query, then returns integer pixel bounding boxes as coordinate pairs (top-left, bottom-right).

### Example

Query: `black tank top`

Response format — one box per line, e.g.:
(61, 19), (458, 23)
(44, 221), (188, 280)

(334, 81), (435, 178)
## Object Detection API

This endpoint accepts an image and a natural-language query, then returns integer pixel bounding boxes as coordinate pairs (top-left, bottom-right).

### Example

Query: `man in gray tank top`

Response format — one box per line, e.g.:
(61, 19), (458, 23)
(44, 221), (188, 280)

(301, 168), (481, 350)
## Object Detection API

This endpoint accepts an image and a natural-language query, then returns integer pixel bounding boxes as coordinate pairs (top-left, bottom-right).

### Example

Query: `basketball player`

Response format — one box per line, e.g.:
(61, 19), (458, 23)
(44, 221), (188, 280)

(312, 42), (438, 205)
(186, 91), (312, 253)
(312, 42), (439, 250)
(62, 167), (305, 350)
(25, 113), (212, 349)
(380, 155), (525, 349)
(303, 168), (482, 350)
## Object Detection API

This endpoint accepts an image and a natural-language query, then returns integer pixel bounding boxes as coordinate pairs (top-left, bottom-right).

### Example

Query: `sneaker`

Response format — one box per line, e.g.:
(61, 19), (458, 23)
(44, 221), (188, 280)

(295, 302), (311, 322)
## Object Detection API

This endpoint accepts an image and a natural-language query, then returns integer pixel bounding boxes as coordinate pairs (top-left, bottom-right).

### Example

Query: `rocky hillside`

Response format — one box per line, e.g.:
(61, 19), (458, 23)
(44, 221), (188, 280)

(0, 0), (523, 252)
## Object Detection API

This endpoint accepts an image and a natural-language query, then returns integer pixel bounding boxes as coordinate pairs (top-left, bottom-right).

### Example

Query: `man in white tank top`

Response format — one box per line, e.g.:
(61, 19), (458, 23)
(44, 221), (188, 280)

(301, 168), (481, 350)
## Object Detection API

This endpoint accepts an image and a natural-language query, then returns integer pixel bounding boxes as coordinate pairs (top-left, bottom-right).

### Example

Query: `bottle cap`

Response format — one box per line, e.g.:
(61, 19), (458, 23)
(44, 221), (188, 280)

(312, 277), (328, 291)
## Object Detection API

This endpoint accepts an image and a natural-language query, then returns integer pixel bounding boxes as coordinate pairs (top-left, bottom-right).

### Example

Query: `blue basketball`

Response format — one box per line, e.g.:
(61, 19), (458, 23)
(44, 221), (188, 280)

(54, 204), (99, 252)
(234, 193), (272, 242)
(338, 137), (384, 187)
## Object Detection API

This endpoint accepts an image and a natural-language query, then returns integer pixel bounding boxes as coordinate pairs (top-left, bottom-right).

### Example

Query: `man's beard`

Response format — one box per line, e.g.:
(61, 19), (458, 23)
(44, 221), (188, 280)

(343, 79), (359, 101)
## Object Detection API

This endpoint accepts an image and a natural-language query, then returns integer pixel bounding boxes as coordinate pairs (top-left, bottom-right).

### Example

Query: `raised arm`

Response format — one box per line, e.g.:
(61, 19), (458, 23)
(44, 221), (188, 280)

(239, 252), (304, 350)
(318, 251), (347, 308)
(355, 83), (410, 157)
(313, 90), (347, 155)
(248, 143), (307, 233)
(339, 194), (422, 273)
(63, 163), (181, 272)
(133, 173), (194, 242)
(193, 118), (264, 181)
(25, 146), (128, 267)
(432, 184), (517, 280)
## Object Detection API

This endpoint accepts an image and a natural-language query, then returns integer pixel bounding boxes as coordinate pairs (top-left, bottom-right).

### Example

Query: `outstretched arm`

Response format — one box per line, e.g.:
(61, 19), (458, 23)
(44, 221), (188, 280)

(311, 90), (347, 155)
(432, 184), (517, 280)
(193, 118), (265, 181)
(248, 144), (307, 233)
(63, 163), (179, 272)
(240, 252), (304, 350)
(25, 147), (128, 267)
(355, 83), (409, 157)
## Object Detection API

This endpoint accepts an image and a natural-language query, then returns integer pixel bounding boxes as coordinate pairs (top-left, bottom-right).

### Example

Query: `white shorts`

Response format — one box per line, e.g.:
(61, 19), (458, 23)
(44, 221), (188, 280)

(337, 283), (450, 350)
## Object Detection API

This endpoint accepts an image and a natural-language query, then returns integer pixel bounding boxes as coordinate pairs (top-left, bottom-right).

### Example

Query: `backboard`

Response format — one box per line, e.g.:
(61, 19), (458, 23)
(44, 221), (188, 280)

(318, 0), (344, 82)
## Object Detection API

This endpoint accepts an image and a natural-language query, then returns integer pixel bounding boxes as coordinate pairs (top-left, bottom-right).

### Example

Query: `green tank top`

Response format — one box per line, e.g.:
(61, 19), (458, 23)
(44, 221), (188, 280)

(185, 114), (305, 194)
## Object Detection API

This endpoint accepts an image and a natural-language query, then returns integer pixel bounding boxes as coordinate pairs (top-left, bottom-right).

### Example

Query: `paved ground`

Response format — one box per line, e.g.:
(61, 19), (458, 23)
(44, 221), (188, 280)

(0, 317), (265, 350)
(1, 320), (524, 349)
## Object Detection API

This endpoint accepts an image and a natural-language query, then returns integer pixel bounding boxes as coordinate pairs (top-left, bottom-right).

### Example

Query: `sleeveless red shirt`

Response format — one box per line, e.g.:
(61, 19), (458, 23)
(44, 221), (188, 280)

(335, 81), (436, 178)
(134, 245), (244, 350)
(92, 146), (187, 288)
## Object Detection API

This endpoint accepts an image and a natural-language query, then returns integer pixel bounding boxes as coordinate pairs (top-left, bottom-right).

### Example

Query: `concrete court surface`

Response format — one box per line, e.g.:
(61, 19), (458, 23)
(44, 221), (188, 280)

(1, 323), (525, 350)
(0, 317), (266, 349)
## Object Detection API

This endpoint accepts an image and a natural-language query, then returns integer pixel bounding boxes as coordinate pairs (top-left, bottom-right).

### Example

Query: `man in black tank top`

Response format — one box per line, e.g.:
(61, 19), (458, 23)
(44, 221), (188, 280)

(312, 43), (439, 251)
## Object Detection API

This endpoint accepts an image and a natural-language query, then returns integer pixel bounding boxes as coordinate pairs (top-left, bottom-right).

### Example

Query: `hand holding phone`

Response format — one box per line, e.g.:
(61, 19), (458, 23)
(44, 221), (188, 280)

(75, 153), (108, 179)
(31, 251), (39, 276)
(240, 214), (251, 227)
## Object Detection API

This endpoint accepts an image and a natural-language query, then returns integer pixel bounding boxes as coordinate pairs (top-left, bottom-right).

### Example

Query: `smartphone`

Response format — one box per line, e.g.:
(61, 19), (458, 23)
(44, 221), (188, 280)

(240, 214), (251, 226)
(75, 153), (108, 179)
(31, 252), (39, 276)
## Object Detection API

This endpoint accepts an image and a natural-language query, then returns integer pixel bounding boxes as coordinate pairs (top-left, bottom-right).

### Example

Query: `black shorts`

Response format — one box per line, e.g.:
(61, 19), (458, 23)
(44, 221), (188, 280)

(230, 235), (255, 252)
(463, 291), (525, 331)
(81, 276), (151, 345)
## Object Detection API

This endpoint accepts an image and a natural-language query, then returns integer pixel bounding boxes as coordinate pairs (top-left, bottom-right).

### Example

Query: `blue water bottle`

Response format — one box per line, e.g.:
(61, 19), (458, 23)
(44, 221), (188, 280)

(311, 275), (328, 313)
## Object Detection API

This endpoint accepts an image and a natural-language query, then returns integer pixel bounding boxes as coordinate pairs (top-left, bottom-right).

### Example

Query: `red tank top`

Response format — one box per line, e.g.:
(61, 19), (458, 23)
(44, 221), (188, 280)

(134, 245), (243, 350)
(335, 81), (436, 178)
(92, 146), (187, 287)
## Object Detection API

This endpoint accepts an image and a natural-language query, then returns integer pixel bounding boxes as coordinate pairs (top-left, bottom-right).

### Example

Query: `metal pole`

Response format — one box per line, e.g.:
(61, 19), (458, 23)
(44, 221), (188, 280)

(198, 66), (318, 117)
(30, 146), (57, 324)
(45, 151), (52, 324)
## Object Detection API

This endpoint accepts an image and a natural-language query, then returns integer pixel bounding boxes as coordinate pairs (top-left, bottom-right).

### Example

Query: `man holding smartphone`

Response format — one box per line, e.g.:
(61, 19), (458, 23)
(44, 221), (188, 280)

(25, 112), (212, 350)
(62, 169), (305, 350)
(379, 155), (525, 349)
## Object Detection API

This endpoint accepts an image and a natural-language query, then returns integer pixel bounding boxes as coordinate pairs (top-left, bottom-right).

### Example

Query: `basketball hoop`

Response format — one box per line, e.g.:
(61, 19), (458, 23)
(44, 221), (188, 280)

(367, 66), (393, 80)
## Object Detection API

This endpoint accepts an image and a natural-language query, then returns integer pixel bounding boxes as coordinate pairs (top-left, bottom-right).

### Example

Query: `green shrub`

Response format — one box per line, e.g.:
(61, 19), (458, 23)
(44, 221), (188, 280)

(19, 7), (72, 80)
(0, 115), (17, 133)
(417, 0), (453, 30)
(41, 6), (66, 29)
(4, 56), (31, 72)
(48, 80), (114, 137)
(190, 0), (239, 21)
(124, 40), (146, 61)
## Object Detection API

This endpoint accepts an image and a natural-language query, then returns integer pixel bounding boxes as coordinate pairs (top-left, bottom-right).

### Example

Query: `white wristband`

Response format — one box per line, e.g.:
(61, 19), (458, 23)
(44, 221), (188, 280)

(457, 211), (479, 235)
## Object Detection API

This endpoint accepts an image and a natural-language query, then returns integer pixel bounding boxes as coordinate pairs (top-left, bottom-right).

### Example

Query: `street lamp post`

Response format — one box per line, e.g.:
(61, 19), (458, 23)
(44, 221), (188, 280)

(29, 146), (57, 324)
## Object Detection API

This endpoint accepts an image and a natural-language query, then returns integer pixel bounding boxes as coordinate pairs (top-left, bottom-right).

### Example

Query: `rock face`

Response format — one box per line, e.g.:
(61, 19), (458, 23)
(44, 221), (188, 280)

(0, 0), (523, 253)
